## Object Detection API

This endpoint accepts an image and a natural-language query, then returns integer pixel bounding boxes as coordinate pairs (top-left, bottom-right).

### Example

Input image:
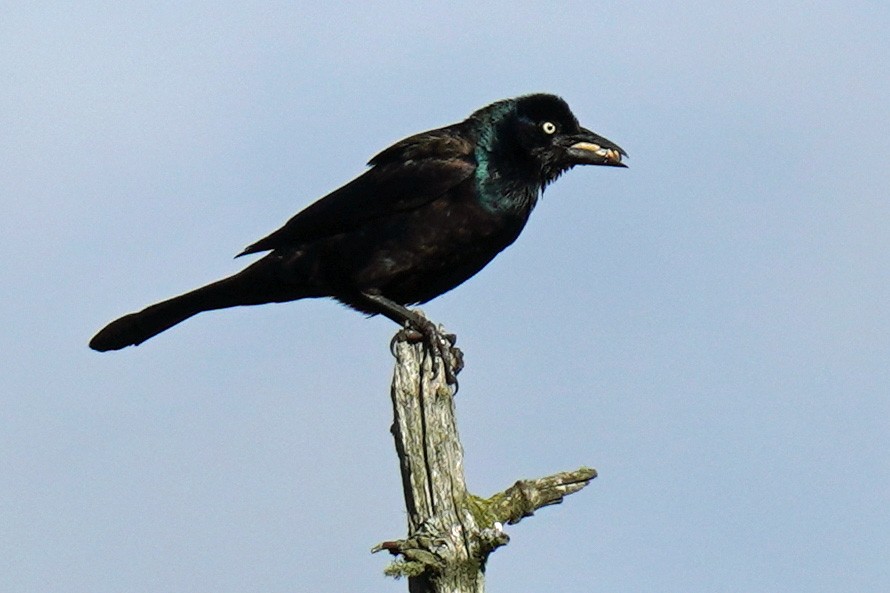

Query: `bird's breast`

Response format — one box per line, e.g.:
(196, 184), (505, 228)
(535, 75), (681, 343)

(349, 195), (531, 303)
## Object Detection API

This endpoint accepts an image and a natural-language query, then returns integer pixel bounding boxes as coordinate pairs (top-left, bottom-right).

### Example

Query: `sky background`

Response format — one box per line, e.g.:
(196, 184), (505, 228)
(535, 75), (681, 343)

(2, 2), (889, 592)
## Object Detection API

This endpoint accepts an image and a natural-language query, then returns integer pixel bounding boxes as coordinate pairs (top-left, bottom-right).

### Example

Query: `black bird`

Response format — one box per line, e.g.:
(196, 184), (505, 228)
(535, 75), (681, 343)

(90, 94), (626, 366)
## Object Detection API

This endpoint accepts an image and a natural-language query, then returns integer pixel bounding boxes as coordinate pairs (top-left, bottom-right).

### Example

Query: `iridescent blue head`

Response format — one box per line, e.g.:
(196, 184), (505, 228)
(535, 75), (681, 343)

(472, 93), (626, 210)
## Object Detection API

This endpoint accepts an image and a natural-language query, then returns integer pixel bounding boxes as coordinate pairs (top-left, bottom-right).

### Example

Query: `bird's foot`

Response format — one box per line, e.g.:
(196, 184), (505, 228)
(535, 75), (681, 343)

(390, 316), (464, 388)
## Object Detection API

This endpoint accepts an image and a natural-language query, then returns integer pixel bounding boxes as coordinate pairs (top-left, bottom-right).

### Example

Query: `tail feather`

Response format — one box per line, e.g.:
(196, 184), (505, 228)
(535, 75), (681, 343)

(89, 259), (307, 351)
(89, 293), (208, 351)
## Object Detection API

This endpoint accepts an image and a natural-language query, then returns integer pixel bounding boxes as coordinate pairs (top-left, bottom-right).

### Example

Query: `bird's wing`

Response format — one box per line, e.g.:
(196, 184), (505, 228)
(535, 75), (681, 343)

(238, 125), (476, 256)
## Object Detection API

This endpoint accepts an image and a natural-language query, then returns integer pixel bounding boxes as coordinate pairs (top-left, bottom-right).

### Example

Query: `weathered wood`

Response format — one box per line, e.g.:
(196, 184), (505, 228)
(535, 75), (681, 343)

(374, 326), (596, 593)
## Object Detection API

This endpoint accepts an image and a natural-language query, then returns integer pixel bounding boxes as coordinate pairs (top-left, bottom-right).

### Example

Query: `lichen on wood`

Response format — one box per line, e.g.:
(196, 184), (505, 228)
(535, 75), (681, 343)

(374, 326), (596, 593)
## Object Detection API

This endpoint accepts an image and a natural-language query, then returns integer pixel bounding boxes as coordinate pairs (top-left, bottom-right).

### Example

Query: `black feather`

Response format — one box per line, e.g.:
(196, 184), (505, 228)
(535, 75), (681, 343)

(90, 94), (626, 351)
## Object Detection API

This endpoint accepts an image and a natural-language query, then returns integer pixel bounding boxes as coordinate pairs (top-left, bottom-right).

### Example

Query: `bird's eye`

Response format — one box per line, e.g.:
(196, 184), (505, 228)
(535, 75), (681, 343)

(541, 121), (557, 135)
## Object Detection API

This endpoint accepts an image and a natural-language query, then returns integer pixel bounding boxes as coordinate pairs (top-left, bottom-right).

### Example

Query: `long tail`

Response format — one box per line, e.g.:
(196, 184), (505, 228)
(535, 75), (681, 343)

(89, 258), (306, 351)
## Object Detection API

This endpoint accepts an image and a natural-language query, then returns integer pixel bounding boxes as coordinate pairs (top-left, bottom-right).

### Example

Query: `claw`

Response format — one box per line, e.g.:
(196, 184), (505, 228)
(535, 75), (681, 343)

(414, 318), (462, 387)
(390, 316), (463, 390)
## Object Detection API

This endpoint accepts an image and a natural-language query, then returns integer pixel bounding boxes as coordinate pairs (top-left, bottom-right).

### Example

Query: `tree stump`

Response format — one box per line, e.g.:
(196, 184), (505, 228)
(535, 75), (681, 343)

(374, 327), (597, 593)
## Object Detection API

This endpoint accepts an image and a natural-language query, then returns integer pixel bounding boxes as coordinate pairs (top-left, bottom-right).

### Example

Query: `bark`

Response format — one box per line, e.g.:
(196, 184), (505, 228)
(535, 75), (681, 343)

(373, 327), (597, 593)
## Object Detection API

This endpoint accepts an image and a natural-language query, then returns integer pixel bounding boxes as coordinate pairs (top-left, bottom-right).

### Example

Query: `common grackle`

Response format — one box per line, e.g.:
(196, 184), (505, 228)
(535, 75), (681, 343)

(90, 94), (626, 370)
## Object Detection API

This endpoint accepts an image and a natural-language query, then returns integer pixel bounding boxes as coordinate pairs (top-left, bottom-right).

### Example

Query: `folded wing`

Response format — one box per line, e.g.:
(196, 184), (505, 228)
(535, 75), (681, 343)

(238, 125), (476, 256)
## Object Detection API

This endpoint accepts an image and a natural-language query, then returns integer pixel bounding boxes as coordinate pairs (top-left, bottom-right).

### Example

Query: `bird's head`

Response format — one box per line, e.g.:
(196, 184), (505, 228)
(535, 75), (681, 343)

(475, 94), (627, 189)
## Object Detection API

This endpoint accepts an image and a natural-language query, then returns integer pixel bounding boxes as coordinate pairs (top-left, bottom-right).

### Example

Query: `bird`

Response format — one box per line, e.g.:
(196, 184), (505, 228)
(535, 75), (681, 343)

(89, 93), (626, 373)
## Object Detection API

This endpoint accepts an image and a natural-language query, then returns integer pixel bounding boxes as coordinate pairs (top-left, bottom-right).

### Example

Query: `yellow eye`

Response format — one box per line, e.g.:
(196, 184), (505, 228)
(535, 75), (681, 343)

(541, 121), (557, 135)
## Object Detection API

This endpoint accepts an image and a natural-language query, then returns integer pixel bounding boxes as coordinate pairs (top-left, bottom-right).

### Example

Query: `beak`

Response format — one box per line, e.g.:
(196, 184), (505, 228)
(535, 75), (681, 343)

(563, 127), (628, 167)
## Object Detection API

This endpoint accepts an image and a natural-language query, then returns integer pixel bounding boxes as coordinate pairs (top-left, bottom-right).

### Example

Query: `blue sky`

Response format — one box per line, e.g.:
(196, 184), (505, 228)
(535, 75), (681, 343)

(2, 2), (889, 592)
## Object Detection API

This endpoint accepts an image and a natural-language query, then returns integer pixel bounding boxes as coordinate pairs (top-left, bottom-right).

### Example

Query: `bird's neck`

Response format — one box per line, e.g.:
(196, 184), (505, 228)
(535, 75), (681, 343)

(473, 122), (541, 216)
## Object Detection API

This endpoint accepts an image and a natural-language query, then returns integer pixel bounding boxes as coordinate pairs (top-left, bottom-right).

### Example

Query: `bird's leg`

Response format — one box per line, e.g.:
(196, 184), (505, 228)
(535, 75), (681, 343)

(360, 292), (463, 386)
